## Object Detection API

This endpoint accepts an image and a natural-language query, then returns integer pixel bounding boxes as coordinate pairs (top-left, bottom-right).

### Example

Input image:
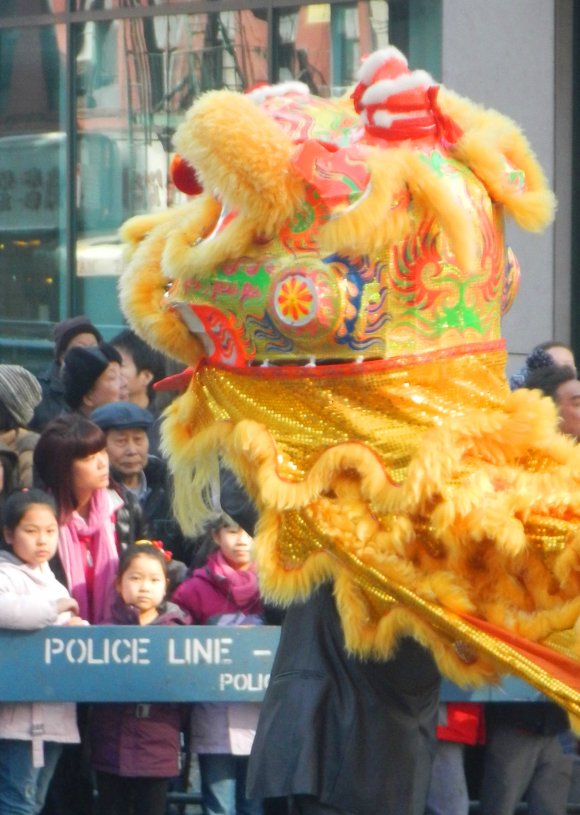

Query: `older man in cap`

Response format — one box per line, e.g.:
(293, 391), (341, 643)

(90, 401), (191, 565)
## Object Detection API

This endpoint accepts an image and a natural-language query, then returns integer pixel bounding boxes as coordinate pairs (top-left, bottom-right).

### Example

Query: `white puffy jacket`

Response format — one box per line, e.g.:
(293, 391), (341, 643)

(0, 550), (80, 766)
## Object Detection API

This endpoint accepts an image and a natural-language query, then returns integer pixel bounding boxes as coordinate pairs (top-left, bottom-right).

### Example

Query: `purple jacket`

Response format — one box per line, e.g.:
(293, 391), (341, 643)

(172, 553), (264, 755)
(89, 598), (190, 778)
(171, 554), (263, 623)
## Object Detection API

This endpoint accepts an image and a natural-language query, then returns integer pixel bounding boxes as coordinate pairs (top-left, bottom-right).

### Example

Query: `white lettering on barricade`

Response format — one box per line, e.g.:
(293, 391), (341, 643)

(167, 636), (233, 665)
(44, 637), (151, 665)
(219, 673), (270, 692)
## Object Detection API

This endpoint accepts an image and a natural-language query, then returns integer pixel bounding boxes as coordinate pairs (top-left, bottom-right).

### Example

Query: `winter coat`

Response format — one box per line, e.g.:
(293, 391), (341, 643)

(109, 481), (147, 551)
(111, 457), (193, 564)
(0, 427), (39, 489)
(29, 361), (66, 433)
(89, 598), (190, 778)
(247, 583), (441, 815)
(111, 455), (194, 568)
(172, 553), (264, 755)
(0, 550), (80, 767)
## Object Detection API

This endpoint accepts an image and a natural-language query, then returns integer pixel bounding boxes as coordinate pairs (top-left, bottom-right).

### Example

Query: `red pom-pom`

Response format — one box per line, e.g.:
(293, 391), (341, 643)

(170, 154), (203, 196)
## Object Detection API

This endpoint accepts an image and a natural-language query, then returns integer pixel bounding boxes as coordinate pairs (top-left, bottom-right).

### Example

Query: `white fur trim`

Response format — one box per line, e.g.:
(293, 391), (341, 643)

(372, 109), (425, 129)
(248, 81), (310, 104)
(357, 46), (408, 85)
(361, 71), (434, 106)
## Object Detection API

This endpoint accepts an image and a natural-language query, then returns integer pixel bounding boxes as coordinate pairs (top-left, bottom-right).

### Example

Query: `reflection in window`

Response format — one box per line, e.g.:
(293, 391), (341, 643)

(0, 0), (61, 18)
(73, 10), (270, 300)
(331, 5), (359, 93)
(274, 2), (427, 96)
(0, 22), (65, 330)
(275, 2), (389, 96)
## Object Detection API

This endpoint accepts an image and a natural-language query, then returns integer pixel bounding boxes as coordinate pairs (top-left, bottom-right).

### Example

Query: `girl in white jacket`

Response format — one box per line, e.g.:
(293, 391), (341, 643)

(0, 489), (85, 815)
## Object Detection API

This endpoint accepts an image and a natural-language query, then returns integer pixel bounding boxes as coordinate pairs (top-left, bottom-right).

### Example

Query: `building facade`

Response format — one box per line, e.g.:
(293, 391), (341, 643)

(0, 0), (575, 376)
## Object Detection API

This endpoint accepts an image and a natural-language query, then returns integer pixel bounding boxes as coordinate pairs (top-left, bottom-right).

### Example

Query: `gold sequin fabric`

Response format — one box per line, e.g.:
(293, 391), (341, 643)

(166, 343), (580, 710)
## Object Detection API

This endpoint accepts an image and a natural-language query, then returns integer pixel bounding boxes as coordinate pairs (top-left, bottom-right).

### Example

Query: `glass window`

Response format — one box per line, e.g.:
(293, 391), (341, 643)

(0, 0), (63, 18)
(74, 0), (192, 9)
(74, 11), (269, 325)
(0, 21), (66, 369)
(274, 1), (399, 96)
(274, 1), (440, 94)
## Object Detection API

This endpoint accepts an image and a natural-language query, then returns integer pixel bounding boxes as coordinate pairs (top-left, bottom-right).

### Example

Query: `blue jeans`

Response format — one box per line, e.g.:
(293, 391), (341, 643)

(199, 753), (263, 815)
(0, 739), (62, 815)
(425, 741), (469, 815)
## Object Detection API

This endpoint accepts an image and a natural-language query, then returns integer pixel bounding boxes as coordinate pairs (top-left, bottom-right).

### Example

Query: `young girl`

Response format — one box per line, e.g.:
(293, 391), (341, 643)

(0, 489), (85, 815)
(172, 518), (264, 815)
(89, 541), (190, 815)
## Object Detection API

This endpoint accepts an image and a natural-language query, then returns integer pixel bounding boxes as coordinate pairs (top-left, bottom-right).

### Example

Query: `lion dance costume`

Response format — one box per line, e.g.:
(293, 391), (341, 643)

(120, 47), (580, 724)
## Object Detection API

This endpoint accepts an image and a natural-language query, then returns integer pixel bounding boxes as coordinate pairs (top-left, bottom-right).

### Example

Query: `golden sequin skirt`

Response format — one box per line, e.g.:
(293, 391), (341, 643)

(164, 341), (580, 722)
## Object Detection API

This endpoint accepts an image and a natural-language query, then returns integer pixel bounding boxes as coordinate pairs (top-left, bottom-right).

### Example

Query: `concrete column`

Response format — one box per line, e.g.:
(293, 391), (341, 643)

(440, 0), (570, 374)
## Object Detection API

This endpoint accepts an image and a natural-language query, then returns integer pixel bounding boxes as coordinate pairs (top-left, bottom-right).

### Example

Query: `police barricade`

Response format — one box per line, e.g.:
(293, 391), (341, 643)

(6, 626), (578, 814)
(0, 625), (543, 703)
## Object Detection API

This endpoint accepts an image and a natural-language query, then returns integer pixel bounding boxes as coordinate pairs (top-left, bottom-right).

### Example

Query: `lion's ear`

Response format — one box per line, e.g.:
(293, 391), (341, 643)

(174, 89), (304, 237)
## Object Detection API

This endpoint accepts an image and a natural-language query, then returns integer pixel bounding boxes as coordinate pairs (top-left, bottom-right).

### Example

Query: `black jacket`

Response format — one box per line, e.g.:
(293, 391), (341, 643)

(29, 361), (67, 432)
(247, 583), (441, 815)
(485, 701), (568, 736)
(111, 456), (195, 564)
(111, 481), (147, 551)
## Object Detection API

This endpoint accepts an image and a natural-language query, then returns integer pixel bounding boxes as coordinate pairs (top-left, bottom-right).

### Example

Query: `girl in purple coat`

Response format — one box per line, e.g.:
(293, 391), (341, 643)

(89, 541), (190, 815)
(172, 518), (264, 815)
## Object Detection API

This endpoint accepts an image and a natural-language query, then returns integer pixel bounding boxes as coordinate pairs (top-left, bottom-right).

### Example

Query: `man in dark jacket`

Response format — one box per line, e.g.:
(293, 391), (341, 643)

(90, 401), (192, 569)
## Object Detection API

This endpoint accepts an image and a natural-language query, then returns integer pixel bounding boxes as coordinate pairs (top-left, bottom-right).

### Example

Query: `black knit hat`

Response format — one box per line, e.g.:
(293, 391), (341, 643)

(53, 316), (103, 361)
(62, 343), (121, 409)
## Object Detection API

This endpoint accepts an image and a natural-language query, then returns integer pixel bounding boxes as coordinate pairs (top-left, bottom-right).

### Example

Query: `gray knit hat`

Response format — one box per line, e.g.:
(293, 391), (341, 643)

(0, 365), (42, 427)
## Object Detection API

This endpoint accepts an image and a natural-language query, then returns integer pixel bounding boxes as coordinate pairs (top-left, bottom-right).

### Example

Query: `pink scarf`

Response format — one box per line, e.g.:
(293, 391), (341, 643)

(212, 550), (260, 609)
(58, 488), (122, 623)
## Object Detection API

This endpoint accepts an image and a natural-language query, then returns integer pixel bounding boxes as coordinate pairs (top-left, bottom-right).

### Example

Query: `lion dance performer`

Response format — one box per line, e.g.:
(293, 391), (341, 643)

(120, 47), (580, 813)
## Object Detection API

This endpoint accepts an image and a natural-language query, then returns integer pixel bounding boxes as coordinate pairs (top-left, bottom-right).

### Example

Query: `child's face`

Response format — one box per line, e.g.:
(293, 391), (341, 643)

(212, 525), (253, 569)
(119, 553), (167, 619)
(4, 504), (59, 567)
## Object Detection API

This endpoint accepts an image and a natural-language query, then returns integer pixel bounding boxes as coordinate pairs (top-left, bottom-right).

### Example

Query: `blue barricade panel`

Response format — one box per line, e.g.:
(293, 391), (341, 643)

(0, 626), (545, 703)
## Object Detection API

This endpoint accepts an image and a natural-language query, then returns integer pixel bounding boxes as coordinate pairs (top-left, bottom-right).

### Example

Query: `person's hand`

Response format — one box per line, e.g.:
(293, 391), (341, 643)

(56, 597), (80, 615)
(65, 616), (90, 626)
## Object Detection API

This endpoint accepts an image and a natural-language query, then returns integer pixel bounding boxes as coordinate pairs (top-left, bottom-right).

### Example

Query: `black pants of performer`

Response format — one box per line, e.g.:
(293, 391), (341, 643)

(95, 772), (168, 815)
(290, 795), (355, 815)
